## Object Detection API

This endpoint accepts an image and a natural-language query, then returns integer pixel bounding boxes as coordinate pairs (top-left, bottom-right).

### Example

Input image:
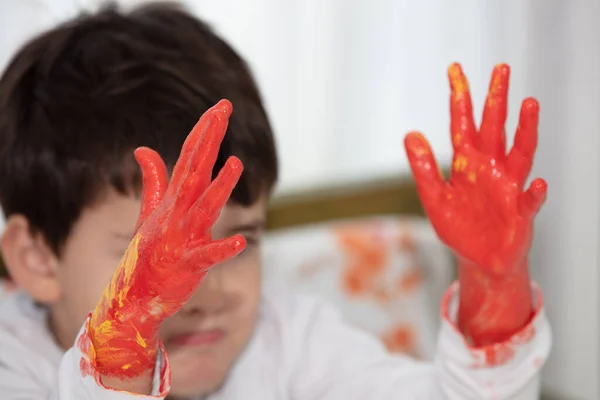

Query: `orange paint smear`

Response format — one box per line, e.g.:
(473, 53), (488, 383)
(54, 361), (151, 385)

(335, 224), (425, 306)
(335, 226), (388, 297)
(397, 268), (422, 293)
(397, 229), (416, 252)
(382, 324), (417, 356)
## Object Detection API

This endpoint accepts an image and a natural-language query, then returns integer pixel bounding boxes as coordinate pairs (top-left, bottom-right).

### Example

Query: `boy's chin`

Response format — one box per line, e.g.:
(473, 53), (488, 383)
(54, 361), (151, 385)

(170, 373), (227, 398)
(168, 351), (232, 397)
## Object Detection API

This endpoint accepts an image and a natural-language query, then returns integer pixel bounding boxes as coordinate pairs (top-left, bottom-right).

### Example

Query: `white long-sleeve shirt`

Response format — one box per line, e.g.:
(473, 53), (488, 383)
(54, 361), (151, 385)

(0, 282), (551, 400)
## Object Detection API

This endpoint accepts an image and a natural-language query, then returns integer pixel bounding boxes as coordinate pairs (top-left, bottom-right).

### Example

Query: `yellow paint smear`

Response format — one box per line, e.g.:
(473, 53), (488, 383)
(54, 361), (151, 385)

(467, 171), (477, 183)
(453, 154), (468, 172)
(448, 64), (469, 94)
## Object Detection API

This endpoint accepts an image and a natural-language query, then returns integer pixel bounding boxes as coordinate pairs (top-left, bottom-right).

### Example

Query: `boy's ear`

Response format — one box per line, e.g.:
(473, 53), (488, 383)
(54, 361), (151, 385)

(1, 215), (61, 303)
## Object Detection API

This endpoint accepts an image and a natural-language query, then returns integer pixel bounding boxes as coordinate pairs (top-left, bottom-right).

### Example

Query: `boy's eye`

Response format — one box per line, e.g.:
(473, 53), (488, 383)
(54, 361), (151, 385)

(243, 235), (260, 246)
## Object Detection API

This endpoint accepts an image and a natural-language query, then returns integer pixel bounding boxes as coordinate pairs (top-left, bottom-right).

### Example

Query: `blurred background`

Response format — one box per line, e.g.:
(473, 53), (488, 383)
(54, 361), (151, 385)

(0, 0), (598, 399)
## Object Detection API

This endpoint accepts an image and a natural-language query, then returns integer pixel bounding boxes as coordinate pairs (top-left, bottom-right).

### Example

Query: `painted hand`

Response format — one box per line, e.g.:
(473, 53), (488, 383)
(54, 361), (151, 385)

(89, 100), (246, 378)
(405, 63), (545, 274)
(404, 64), (546, 346)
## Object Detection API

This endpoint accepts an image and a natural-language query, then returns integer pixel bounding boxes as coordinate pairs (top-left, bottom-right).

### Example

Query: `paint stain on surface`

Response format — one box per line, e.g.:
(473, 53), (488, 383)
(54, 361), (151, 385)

(382, 324), (417, 356)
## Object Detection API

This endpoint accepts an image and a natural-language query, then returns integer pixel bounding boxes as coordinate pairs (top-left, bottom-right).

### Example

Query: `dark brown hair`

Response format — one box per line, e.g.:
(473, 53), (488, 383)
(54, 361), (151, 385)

(0, 2), (278, 255)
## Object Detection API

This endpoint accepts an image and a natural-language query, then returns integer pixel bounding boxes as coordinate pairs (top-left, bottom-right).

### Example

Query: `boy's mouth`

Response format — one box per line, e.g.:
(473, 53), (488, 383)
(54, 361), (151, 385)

(168, 329), (225, 347)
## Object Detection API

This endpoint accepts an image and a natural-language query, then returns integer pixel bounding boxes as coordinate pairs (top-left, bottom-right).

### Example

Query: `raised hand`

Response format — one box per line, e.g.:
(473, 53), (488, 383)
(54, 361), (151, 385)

(404, 64), (546, 347)
(404, 64), (546, 275)
(89, 100), (246, 379)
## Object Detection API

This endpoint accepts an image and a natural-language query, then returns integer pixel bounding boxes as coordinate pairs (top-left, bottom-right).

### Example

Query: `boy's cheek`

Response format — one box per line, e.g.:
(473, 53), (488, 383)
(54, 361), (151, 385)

(159, 256), (262, 337)
(56, 253), (120, 320)
(223, 250), (262, 301)
(46, 257), (117, 349)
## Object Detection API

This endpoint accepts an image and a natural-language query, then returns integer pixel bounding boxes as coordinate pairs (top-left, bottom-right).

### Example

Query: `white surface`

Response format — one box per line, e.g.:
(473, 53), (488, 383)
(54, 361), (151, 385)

(262, 216), (454, 361)
(0, 1), (598, 398)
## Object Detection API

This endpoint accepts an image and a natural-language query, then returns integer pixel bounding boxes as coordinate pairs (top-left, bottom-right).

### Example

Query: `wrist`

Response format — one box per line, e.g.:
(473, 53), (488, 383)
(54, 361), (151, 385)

(100, 369), (155, 395)
(457, 258), (533, 346)
(89, 302), (160, 379)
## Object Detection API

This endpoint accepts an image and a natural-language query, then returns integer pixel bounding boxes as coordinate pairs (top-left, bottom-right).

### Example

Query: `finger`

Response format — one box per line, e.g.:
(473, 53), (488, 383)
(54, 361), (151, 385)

(169, 99), (233, 191)
(134, 147), (169, 231)
(518, 178), (547, 218)
(448, 63), (476, 150)
(185, 105), (232, 190)
(479, 64), (510, 159)
(506, 98), (540, 188)
(183, 156), (243, 232)
(172, 104), (233, 211)
(172, 111), (233, 212)
(404, 132), (445, 207)
(183, 234), (246, 270)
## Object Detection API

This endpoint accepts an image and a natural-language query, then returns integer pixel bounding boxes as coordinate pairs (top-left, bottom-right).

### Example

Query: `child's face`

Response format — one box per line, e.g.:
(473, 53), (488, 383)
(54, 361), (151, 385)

(45, 188), (267, 396)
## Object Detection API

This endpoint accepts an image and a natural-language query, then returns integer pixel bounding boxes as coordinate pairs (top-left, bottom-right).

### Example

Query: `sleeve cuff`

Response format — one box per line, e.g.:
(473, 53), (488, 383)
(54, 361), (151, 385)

(436, 281), (552, 399)
(72, 314), (172, 399)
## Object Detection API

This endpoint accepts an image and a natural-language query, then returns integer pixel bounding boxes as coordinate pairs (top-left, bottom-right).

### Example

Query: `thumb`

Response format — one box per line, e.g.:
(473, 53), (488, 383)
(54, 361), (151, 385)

(134, 147), (169, 231)
(404, 132), (445, 207)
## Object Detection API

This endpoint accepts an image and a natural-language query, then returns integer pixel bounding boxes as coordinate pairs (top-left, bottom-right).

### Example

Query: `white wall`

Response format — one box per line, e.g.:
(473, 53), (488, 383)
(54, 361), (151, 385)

(186, 0), (530, 196)
(0, 0), (530, 195)
(525, 1), (600, 399)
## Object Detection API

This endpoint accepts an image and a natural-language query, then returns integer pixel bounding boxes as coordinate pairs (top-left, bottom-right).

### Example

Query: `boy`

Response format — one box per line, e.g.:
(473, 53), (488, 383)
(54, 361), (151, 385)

(0, 3), (550, 400)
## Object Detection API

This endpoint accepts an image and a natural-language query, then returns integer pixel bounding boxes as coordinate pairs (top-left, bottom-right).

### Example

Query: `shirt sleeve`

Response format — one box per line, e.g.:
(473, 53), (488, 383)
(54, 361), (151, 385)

(288, 282), (551, 400)
(0, 313), (172, 400)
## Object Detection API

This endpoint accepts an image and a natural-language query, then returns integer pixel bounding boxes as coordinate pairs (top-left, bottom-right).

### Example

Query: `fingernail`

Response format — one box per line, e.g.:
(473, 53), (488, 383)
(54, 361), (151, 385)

(522, 97), (539, 113)
(494, 63), (510, 75)
(448, 64), (468, 93)
(216, 99), (233, 117)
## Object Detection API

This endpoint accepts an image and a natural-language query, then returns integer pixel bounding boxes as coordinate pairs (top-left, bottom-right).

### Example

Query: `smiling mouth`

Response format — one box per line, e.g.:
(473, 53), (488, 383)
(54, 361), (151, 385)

(168, 329), (225, 347)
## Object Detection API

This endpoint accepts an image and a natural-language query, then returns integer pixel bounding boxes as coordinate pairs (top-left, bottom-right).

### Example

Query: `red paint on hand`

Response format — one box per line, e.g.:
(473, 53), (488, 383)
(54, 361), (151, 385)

(89, 100), (246, 379)
(404, 64), (547, 347)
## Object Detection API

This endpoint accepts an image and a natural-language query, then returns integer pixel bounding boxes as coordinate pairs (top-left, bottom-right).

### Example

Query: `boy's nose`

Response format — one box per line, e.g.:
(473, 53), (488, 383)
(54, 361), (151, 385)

(179, 267), (226, 317)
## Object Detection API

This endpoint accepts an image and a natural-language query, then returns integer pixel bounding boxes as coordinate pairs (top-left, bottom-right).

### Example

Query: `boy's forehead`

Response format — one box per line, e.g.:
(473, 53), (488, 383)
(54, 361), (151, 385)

(221, 195), (269, 224)
(79, 190), (141, 227)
